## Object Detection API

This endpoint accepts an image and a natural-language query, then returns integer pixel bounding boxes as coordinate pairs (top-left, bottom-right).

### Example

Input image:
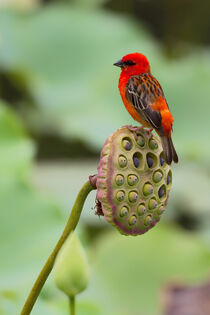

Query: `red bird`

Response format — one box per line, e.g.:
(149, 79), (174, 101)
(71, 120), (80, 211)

(114, 52), (178, 165)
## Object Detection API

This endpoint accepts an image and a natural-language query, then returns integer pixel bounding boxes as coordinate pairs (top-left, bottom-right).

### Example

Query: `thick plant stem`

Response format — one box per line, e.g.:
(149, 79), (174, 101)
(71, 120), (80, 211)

(69, 296), (75, 315)
(21, 177), (96, 315)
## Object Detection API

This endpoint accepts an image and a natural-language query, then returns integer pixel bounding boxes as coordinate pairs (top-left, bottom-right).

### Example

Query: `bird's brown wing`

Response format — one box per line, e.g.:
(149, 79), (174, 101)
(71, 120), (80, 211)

(126, 73), (164, 131)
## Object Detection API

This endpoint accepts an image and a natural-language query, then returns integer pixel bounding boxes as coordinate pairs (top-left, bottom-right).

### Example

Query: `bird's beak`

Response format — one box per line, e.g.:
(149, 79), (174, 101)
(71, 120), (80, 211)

(113, 59), (124, 68)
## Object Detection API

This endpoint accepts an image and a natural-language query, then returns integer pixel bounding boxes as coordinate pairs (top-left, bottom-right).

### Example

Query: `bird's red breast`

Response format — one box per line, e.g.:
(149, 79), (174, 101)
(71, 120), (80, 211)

(119, 74), (151, 127)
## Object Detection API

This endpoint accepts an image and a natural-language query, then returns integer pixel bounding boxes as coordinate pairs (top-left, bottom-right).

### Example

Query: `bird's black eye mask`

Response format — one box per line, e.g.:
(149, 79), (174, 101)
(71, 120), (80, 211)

(113, 59), (136, 68)
(123, 60), (136, 66)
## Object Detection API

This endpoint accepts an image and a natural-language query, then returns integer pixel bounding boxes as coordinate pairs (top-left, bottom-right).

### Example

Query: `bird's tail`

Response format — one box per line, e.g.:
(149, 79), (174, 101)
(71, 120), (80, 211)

(160, 136), (178, 165)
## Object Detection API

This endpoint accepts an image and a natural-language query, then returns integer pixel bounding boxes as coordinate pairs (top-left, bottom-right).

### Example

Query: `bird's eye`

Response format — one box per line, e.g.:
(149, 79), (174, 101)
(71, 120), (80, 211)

(124, 60), (136, 66)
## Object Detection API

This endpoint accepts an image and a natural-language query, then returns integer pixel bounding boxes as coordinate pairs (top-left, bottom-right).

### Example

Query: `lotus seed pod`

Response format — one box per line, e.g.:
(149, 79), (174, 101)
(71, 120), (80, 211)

(96, 126), (172, 236)
(54, 232), (89, 297)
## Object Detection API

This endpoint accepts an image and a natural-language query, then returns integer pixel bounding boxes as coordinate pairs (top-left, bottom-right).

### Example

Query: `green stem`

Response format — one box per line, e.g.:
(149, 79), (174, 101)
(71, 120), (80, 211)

(21, 177), (96, 315)
(69, 296), (75, 315)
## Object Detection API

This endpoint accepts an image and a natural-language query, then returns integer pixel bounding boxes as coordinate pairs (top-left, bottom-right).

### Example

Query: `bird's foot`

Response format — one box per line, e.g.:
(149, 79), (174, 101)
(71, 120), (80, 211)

(122, 125), (144, 140)
(147, 128), (154, 137)
(126, 125), (143, 132)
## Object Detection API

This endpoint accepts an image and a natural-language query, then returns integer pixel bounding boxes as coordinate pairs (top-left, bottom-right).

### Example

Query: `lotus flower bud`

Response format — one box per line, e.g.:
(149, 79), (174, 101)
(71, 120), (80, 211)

(96, 127), (172, 236)
(54, 232), (89, 297)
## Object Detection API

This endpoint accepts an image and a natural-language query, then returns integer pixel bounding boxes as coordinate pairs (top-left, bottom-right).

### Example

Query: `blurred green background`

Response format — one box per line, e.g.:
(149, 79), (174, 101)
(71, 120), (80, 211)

(1, 0), (210, 314)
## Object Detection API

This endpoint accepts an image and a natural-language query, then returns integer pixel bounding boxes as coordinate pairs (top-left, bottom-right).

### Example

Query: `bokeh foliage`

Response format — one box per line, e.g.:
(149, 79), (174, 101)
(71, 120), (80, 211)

(0, 4), (210, 159)
(0, 2), (210, 315)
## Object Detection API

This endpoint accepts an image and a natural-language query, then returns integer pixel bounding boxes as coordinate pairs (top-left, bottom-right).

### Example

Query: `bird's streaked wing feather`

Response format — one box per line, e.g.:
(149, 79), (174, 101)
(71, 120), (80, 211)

(126, 74), (165, 130)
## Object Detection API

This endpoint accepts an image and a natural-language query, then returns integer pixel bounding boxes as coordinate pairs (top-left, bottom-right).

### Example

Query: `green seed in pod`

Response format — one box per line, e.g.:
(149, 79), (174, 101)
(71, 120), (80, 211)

(128, 191), (138, 203)
(153, 170), (163, 183)
(144, 215), (152, 226)
(143, 183), (154, 196)
(116, 190), (125, 202)
(118, 155), (127, 168)
(148, 198), (158, 210)
(149, 138), (158, 150)
(54, 232), (89, 298)
(120, 206), (129, 217)
(129, 215), (137, 225)
(137, 204), (146, 216)
(115, 174), (124, 186)
(137, 134), (145, 147)
(157, 206), (165, 215)
(122, 137), (132, 151)
(127, 174), (138, 186)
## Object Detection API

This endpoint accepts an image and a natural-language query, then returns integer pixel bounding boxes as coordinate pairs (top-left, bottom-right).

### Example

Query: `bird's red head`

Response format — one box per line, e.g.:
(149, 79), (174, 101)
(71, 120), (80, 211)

(114, 53), (150, 76)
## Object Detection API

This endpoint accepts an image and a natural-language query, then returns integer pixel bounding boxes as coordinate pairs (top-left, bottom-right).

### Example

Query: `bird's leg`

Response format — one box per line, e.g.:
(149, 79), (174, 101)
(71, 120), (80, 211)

(147, 128), (154, 137)
(122, 125), (144, 140)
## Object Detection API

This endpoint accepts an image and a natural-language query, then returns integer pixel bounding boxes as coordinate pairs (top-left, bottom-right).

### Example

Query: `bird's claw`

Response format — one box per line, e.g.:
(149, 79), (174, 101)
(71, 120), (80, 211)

(147, 128), (154, 137)
(122, 125), (144, 140)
